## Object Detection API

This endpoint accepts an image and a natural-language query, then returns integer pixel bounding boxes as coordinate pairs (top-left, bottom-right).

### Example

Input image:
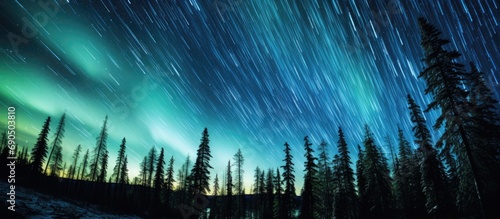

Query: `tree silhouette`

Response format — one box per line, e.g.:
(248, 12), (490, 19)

(68, 144), (82, 179)
(299, 136), (319, 219)
(112, 138), (127, 184)
(44, 113), (65, 175)
(147, 146), (157, 187)
(30, 116), (51, 174)
(89, 116), (109, 182)
(151, 147), (165, 217)
(333, 127), (358, 219)
(225, 160), (234, 218)
(49, 145), (63, 177)
(79, 149), (89, 180)
(190, 128), (213, 195)
(317, 139), (333, 219)
(280, 142), (296, 218)
(233, 148), (245, 218)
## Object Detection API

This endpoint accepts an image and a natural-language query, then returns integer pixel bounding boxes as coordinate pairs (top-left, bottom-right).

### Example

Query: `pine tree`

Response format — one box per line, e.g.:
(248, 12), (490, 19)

(225, 160), (234, 218)
(210, 174), (220, 219)
(356, 144), (366, 213)
(358, 125), (393, 219)
(30, 116), (51, 174)
(393, 128), (426, 218)
(190, 128), (213, 195)
(233, 148), (245, 218)
(281, 142), (296, 218)
(79, 149), (89, 180)
(147, 146), (157, 187)
(299, 136), (319, 219)
(273, 168), (285, 219)
(407, 94), (455, 217)
(139, 156), (148, 186)
(112, 138), (127, 183)
(418, 17), (487, 217)
(253, 166), (262, 217)
(120, 156), (129, 184)
(317, 140), (333, 219)
(89, 116), (108, 182)
(263, 168), (274, 219)
(164, 156), (175, 211)
(97, 150), (109, 183)
(333, 127), (358, 219)
(44, 113), (65, 175)
(68, 144), (82, 179)
(151, 147), (165, 217)
(49, 145), (63, 177)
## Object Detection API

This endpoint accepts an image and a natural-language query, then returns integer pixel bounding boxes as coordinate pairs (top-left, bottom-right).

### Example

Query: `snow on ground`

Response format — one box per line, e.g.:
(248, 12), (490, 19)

(1, 181), (142, 218)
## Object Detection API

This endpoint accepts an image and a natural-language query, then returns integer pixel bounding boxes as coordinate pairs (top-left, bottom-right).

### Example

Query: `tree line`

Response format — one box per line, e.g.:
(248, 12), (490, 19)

(1, 17), (499, 219)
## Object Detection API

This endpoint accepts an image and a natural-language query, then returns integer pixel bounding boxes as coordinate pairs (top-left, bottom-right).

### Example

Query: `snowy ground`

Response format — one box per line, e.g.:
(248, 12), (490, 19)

(1, 181), (142, 218)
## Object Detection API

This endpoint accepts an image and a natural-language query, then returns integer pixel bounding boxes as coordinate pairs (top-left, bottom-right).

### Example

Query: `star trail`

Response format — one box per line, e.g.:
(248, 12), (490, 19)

(0, 0), (499, 191)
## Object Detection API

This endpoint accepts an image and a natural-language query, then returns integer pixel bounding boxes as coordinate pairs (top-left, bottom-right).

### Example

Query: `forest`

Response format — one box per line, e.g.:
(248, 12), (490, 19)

(1, 17), (500, 219)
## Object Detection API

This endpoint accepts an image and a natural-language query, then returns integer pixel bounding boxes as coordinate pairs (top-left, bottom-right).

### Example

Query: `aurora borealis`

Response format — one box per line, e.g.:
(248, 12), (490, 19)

(0, 0), (499, 191)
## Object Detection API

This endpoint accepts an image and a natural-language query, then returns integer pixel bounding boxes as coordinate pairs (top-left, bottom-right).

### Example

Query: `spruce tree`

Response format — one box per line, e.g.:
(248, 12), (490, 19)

(273, 168), (285, 219)
(112, 138), (127, 183)
(30, 116), (51, 174)
(280, 142), (296, 218)
(44, 113), (65, 175)
(97, 150), (109, 183)
(407, 94), (455, 217)
(164, 156), (175, 211)
(418, 17), (487, 217)
(233, 148), (245, 218)
(333, 127), (358, 219)
(210, 174), (220, 219)
(79, 149), (89, 180)
(317, 140), (333, 219)
(358, 125), (393, 218)
(49, 145), (63, 177)
(190, 128), (213, 195)
(147, 146), (157, 187)
(120, 156), (129, 184)
(299, 136), (319, 219)
(264, 169), (274, 219)
(89, 116), (108, 182)
(151, 147), (165, 217)
(393, 128), (426, 218)
(69, 144), (82, 179)
(139, 156), (148, 186)
(225, 160), (234, 218)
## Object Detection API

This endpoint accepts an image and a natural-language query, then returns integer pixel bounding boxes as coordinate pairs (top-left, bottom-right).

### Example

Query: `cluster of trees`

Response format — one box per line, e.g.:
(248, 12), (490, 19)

(1, 18), (499, 218)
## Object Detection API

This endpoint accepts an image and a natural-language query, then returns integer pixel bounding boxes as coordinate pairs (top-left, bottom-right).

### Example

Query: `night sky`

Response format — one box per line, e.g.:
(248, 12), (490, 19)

(0, 0), (499, 192)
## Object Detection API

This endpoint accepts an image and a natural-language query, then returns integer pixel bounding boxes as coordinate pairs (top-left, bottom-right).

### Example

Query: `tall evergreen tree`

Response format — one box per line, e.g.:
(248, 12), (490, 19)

(264, 169), (274, 219)
(358, 125), (393, 219)
(280, 142), (296, 218)
(79, 149), (89, 180)
(112, 138), (127, 183)
(209, 174), (220, 219)
(120, 156), (129, 184)
(49, 145), (63, 177)
(190, 128), (213, 195)
(233, 148), (245, 218)
(164, 156), (175, 212)
(333, 127), (358, 219)
(273, 168), (285, 219)
(44, 113), (66, 175)
(299, 136), (319, 219)
(97, 150), (109, 183)
(225, 160), (234, 218)
(89, 116), (108, 182)
(30, 116), (51, 173)
(68, 144), (82, 179)
(393, 128), (426, 218)
(151, 147), (165, 217)
(418, 17), (488, 217)
(147, 146), (157, 187)
(139, 156), (148, 186)
(407, 94), (455, 218)
(317, 140), (333, 219)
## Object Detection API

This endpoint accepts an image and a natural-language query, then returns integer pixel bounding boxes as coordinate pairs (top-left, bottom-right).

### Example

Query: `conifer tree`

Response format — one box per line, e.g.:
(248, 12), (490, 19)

(358, 125), (393, 218)
(273, 168), (285, 219)
(280, 142), (295, 218)
(79, 149), (89, 180)
(147, 146), (157, 187)
(233, 148), (245, 218)
(112, 138), (127, 183)
(68, 144), (81, 179)
(317, 140), (333, 219)
(190, 128), (213, 195)
(299, 136), (319, 219)
(333, 127), (358, 219)
(225, 160), (234, 218)
(30, 116), (51, 174)
(264, 168), (274, 219)
(164, 156), (175, 211)
(407, 94), (455, 218)
(418, 17), (487, 217)
(393, 128), (426, 218)
(151, 147), (165, 217)
(209, 174), (220, 219)
(89, 116), (108, 182)
(97, 150), (109, 183)
(120, 156), (129, 184)
(49, 145), (63, 177)
(139, 156), (148, 186)
(44, 113), (65, 175)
